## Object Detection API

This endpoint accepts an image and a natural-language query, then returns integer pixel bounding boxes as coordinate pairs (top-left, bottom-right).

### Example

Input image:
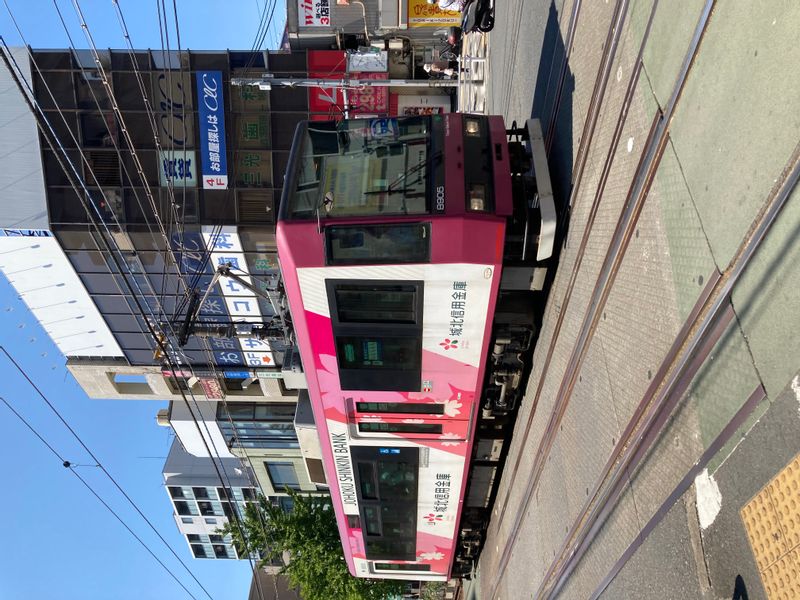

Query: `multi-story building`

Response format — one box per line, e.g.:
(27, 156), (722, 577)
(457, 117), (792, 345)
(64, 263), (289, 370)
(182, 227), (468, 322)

(0, 46), (331, 557)
(162, 438), (279, 562)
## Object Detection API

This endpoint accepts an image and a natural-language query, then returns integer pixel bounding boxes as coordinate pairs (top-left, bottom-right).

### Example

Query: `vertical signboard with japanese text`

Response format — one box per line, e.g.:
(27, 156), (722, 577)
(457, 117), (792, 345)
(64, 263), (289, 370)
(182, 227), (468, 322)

(196, 71), (228, 190)
(298, 0), (331, 26)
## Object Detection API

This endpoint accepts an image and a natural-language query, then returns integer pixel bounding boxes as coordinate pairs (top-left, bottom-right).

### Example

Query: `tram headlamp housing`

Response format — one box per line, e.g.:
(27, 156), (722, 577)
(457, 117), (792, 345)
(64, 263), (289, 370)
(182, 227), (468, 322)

(468, 183), (487, 211)
(465, 118), (481, 136)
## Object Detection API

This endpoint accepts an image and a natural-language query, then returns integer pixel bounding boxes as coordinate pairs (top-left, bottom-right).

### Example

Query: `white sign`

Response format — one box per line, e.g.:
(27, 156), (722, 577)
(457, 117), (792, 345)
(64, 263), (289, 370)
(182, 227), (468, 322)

(347, 51), (388, 73)
(299, 0), (331, 26)
(159, 150), (197, 188)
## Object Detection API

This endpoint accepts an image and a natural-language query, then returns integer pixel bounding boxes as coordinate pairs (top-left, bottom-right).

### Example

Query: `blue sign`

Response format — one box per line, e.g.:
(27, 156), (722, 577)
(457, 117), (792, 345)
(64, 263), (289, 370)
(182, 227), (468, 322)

(0, 229), (52, 237)
(223, 370), (252, 379)
(370, 118), (398, 139)
(379, 448), (401, 455)
(196, 71), (228, 190)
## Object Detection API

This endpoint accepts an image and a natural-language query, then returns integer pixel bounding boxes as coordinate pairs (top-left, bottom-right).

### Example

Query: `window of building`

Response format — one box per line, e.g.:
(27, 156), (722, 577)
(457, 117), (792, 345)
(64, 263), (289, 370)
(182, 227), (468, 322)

(197, 501), (215, 516)
(174, 501), (194, 516)
(213, 544), (229, 559)
(216, 403), (299, 450)
(34, 71), (75, 109)
(242, 488), (257, 502)
(274, 496), (294, 513)
(187, 534), (201, 543)
(265, 462), (301, 491)
(209, 535), (224, 544)
(191, 544), (208, 559)
(80, 112), (118, 148)
(192, 487), (210, 500)
(180, 517), (193, 524)
(204, 518), (217, 525)
(75, 70), (112, 110)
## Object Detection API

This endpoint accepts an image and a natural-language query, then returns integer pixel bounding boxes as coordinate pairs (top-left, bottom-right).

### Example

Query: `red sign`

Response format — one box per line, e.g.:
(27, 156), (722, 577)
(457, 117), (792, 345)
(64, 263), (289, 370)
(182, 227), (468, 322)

(199, 377), (224, 399)
(307, 50), (388, 119)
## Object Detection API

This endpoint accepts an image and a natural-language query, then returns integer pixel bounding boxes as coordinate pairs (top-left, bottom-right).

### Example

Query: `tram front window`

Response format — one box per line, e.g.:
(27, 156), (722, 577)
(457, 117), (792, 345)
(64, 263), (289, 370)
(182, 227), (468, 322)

(285, 118), (433, 219)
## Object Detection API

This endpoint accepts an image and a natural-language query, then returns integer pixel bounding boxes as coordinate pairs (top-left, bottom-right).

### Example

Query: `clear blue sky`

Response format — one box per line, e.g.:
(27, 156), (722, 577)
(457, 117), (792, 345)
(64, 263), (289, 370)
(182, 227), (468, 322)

(0, 1), (285, 599)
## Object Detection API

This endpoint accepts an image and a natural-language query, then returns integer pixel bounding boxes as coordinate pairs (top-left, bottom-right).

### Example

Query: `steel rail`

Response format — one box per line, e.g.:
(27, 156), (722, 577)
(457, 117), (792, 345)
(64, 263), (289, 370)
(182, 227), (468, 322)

(534, 7), (800, 597)
(568, 0), (630, 191)
(486, 1), (716, 596)
(588, 384), (767, 600)
(486, 0), (656, 579)
(541, 139), (800, 598)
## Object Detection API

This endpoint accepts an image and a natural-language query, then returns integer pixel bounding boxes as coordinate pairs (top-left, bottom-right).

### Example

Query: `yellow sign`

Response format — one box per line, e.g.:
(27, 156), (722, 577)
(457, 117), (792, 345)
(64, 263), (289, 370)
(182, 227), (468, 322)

(408, 0), (461, 27)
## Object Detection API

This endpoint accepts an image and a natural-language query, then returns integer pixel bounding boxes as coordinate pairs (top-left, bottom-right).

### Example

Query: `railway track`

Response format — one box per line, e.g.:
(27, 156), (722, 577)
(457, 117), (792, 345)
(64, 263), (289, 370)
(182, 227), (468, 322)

(478, 0), (784, 598)
(545, 132), (800, 600)
(486, 0), (658, 584)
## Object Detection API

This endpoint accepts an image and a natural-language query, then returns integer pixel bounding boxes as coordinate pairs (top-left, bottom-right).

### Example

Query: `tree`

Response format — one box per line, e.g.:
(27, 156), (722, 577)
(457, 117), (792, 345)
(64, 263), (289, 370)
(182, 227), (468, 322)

(221, 490), (405, 600)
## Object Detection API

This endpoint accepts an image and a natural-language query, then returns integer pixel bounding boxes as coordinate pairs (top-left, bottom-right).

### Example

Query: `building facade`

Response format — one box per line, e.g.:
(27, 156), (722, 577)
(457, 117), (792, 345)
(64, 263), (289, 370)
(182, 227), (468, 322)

(0, 46), (331, 560)
(162, 439), (272, 561)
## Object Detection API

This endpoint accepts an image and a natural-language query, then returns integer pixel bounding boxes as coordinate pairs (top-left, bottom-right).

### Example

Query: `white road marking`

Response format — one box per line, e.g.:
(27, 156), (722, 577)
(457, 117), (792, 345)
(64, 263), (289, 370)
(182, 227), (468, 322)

(694, 469), (722, 530)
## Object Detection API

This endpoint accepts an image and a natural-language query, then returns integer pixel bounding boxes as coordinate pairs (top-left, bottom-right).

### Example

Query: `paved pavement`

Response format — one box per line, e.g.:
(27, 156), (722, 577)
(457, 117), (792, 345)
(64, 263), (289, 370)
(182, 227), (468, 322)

(459, 1), (800, 598)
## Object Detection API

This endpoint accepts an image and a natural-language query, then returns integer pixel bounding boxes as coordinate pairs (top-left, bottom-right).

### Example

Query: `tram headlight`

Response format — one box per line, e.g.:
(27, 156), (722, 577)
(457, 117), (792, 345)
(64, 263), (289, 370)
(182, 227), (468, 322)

(465, 117), (481, 136)
(468, 183), (487, 211)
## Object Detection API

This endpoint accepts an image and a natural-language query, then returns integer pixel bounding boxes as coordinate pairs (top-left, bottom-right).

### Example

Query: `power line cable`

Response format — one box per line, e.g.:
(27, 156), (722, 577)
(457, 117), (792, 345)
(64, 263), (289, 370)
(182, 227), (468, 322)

(0, 42), (259, 599)
(0, 388), (203, 599)
(4, 13), (283, 594)
(0, 345), (217, 600)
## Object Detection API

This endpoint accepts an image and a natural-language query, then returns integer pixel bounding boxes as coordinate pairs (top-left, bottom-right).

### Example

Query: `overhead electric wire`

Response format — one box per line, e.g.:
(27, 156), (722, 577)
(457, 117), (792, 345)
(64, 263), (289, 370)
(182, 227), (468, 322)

(48, 0), (184, 332)
(241, 0), (278, 78)
(0, 41), (265, 598)
(4, 19), (272, 594)
(154, 0), (184, 329)
(0, 344), (216, 600)
(0, 22), (183, 345)
(0, 394), (203, 600)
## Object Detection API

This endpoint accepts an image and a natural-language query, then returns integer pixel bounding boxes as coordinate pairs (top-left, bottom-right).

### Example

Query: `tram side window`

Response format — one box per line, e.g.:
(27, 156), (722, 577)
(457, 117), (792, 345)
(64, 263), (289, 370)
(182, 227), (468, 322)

(326, 223), (429, 265)
(328, 280), (423, 392)
(352, 446), (419, 562)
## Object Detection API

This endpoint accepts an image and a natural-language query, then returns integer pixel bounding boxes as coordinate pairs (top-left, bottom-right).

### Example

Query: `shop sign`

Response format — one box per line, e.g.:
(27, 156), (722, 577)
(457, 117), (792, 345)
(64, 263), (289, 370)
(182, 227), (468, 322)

(0, 229), (52, 237)
(153, 72), (193, 148)
(199, 377), (224, 399)
(196, 71), (228, 189)
(256, 370), (282, 379)
(408, 0), (461, 27)
(298, 0), (331, 26)
(159, 150), (197, 187)
(308, 71), (388, 116)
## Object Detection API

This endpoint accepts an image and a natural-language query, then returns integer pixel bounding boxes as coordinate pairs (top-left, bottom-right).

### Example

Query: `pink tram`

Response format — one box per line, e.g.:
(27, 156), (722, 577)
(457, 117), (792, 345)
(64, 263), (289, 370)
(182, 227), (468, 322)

(276, 114), (556, 580)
